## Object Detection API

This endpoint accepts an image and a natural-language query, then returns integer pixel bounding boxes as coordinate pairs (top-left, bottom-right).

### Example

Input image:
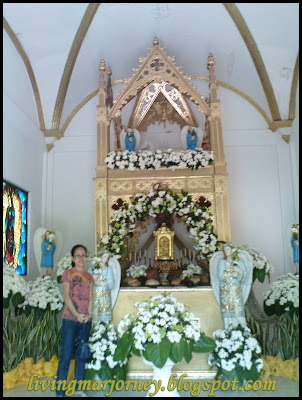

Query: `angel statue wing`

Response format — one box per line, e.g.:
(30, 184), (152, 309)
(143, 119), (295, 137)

(33, 227), (46, 269)
(120, 129), (126, 151)
(108, 256), (121, 309)
(180, 125), (190, 150)
(195, 127), (204, 148)
(238, 249), (253, 304)
(133, 129), (141, 149)
(286, 221), (296, 266)
(209, 250), (224, 306)
(33, 227), (63, 273)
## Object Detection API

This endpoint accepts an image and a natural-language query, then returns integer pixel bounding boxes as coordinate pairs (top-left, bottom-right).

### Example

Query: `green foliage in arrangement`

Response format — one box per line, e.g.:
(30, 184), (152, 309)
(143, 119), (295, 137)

(247, 312), (299, 361)
(3, 307), (62, 373)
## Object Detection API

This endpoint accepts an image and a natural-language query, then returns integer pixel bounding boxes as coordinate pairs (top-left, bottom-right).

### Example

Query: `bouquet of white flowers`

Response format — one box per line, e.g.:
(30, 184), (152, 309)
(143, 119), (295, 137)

(89, 253), (110, 276)
(47, 231), (56, 243)
(126, 264), (148, 279)
(239, 243), (274, 283)
(19, 276), (64, 317)
(105, 148), (214, 171)
(85, 322), (128, 382)
(56, 252), (73, 283)
(3, 264), (29, 309)
(264, 273), (299, 316)
(208, 325), (263, 386)
(180, 263), (202, 279)
(291, 224), (299, 240)
(114, 293), (215, 368)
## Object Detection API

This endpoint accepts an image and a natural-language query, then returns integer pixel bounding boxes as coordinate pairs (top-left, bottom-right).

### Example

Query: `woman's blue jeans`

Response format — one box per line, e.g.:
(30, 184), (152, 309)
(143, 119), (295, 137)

(56, 319), (92, 397)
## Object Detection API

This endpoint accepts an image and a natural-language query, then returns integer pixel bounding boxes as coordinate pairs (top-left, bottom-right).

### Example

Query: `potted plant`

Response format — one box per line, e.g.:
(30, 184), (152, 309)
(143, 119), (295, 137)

(208, 324), (264, 386)
(113, 292), (216, 396)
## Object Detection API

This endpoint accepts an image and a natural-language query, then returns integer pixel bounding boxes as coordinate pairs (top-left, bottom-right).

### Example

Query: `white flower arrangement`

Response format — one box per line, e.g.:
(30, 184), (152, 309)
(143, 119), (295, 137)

(56, 252), (73, 283)
(208, 325), (263, 385)
(47, 231), (56, 243)
(126, 264), (148, 279)
(19, 276), (64, 316)
(99, 189), (218, 260)
(114, 293), (215, 369)
(291, 224), (299, 240)
(105, 148), (214, 171)
(264, 273), (299, 316)
(180, 263), (202, 279)
(89, 253), (110, 275)
(85, 322), (128, 381)
(239, 243), (274, 283)
(3, 264), (29, 308)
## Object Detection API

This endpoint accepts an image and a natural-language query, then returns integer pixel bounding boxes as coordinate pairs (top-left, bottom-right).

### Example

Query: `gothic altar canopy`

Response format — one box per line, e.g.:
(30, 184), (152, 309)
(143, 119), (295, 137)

(94, 37), (232, 277)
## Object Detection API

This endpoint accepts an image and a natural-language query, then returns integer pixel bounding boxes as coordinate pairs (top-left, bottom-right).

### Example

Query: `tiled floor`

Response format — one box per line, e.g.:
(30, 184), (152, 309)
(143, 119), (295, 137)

(3, 376), (299, 397)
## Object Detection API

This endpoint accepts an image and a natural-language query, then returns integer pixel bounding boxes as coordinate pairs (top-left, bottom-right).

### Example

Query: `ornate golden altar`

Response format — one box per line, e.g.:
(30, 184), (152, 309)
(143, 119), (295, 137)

(94, 38), (231, 251)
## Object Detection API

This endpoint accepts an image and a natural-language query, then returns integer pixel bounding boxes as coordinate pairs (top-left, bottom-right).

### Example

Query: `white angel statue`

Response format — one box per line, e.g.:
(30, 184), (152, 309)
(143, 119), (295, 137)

(210, 242), (253, 329)
(120, 127), (140, 152)
(180, 125), (204, 151)
(89, 251), (121, 325)
(33, 227), (63, 277)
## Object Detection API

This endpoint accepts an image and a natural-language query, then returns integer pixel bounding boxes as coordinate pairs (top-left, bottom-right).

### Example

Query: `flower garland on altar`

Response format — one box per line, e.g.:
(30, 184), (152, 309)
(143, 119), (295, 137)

(105, 148), (214, 171)
(99, 189), (218, 260)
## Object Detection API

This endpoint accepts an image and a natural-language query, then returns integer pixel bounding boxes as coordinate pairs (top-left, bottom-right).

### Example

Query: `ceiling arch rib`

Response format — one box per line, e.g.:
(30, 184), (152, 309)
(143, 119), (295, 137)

(288, 52), (299, 121)
(223, 3), (282, 122)
(50, 3), (100, 133)
(3, 16), (45, 131)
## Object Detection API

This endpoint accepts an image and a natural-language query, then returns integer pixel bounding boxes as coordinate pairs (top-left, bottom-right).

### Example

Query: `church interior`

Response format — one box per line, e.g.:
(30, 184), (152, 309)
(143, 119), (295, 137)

(3, 3), (299, 397)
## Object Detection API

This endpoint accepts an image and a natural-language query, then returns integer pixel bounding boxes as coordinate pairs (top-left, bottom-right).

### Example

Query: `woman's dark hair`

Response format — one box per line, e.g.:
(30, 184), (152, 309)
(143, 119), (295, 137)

(71, 244), (87, 267)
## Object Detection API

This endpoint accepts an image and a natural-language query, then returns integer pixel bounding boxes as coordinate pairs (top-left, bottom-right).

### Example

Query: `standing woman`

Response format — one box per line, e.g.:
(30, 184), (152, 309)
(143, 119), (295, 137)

(56, 244), (94, 397)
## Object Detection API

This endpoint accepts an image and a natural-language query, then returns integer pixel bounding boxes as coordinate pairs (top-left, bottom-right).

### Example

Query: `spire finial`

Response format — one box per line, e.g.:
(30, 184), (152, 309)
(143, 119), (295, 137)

(99, 59), (106, 71)
(153, 37), (160, 46)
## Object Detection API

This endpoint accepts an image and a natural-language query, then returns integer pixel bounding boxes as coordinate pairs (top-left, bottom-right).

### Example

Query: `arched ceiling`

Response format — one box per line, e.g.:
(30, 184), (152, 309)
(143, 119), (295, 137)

(3, 3), (299, 149)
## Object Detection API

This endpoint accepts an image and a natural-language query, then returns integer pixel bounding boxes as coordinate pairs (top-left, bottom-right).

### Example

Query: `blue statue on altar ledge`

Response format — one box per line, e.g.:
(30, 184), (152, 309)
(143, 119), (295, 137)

(125, 129), (136, 152)
(186, 127), (198, 150)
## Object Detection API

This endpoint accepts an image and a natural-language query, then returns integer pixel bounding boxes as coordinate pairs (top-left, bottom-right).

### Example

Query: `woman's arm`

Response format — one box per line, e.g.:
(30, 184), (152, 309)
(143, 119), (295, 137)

(87, 282), (93, 321)
(63, 281), (85, 322)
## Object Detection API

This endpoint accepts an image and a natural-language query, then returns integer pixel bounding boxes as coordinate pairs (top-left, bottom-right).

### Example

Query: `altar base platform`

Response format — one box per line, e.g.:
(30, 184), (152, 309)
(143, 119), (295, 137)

(112, 287), (223, 379)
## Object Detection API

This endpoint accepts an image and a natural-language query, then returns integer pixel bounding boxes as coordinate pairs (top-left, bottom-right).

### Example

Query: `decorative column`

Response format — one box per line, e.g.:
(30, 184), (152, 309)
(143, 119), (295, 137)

(207, 53), (231, 242)
(94, 59), (109, 252)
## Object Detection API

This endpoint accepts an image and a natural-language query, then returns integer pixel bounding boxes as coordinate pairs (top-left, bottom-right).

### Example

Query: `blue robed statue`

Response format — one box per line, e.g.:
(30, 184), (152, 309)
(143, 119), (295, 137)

(125, 129), (136, 152)
(186, 127), (198, 150)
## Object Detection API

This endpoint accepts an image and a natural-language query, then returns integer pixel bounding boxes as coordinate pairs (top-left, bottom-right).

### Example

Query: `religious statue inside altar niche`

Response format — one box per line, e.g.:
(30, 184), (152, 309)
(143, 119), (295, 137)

(180, 125), (204, 150)
(210, 242), (253, 329)
(120, 126), (141, 152)
(89, 251), (121, 324)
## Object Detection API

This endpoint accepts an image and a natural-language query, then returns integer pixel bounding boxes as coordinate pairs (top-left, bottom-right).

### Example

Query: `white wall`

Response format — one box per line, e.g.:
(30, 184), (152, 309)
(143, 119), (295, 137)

(3, 97), (46, 281)
(3, 30), (46, 280)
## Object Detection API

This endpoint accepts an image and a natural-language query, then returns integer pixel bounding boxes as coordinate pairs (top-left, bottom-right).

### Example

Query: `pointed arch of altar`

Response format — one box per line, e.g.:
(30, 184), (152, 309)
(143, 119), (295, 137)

(94, 38), (231, 258)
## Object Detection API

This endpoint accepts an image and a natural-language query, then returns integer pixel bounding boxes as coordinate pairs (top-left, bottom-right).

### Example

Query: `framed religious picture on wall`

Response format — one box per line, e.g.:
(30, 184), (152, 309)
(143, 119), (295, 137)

(3, 180), (28, 275)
